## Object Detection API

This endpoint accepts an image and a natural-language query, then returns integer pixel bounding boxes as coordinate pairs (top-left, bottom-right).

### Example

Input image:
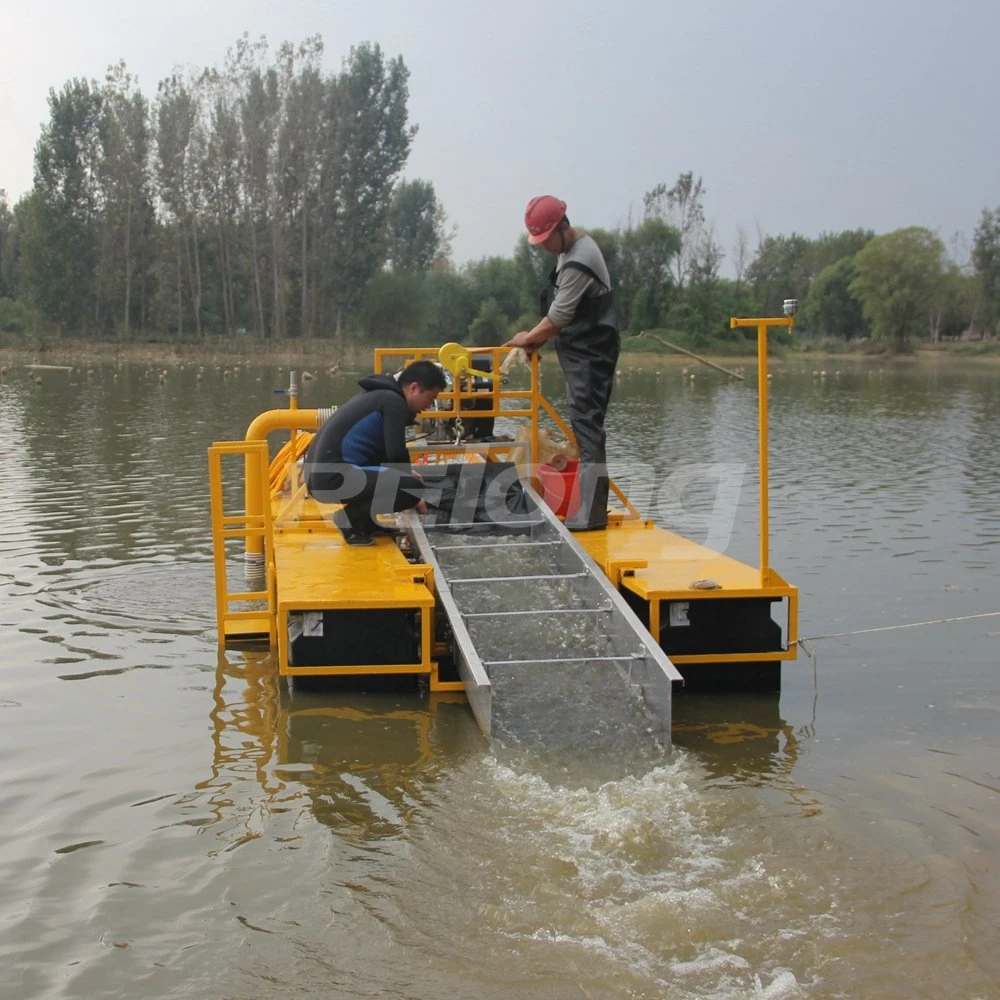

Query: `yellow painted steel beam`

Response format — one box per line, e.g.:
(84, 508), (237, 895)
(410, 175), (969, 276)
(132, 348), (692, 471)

(430, 660), (465, 692)
(576, 520), (793, 597)
(284, 663), (433, 677)
(271, 508), (435, 676)
(223, 617), (269, 638)
(729, 317), (796, 328)
(242, 408), (326, 559)
(669, 650), (798, 664)
(729, 314), (795, 587)
(574, 514), (799, 666)
(209, 440), (276, 645)
(627, 584), (797, 601)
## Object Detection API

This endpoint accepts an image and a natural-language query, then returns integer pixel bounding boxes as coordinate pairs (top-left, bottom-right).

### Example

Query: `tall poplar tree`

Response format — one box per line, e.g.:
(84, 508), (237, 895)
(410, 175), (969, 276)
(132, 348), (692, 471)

(98, 62), (153, 337)
(23, 79), (104, 333)
(972, 207), (1000, 337)
(386, 179), (442, 273)
(321, 43), (415, 334)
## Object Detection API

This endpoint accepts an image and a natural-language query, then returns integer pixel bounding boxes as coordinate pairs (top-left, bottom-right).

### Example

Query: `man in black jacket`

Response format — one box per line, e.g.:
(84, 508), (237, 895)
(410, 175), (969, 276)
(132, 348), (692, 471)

(304, 360), (446, 545)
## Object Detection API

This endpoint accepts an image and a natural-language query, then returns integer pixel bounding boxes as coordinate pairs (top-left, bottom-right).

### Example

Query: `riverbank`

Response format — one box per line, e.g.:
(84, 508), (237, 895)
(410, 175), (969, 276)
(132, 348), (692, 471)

(2, 335), (999, 371)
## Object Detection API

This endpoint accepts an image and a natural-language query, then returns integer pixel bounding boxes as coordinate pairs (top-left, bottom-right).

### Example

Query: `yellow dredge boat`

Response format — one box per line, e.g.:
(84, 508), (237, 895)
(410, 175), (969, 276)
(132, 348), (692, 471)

(208, 314), (798, 748)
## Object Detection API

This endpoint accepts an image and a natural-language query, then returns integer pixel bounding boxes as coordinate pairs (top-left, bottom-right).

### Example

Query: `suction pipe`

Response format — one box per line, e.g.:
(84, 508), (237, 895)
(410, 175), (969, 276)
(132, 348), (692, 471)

(242, 407), (336, 581)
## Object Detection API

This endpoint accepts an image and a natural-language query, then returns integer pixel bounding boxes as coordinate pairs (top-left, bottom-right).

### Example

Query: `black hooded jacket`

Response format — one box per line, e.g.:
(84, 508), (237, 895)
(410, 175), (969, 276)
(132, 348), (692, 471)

(305, 374), (415, 471)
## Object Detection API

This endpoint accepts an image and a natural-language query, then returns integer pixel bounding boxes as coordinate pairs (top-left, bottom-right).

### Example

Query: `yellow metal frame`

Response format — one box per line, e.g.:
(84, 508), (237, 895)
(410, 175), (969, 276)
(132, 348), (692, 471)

(211, 330), (800, 680)
(264, 490), (440, 681)
(375, 345), (540, 459)
(274, 547), (435, 679)
(641, 577), (798, 664)
(242, 407), (326, 561)
(373, 345), (639, 517)
(208, 439), (277, 646)
(729, 314), (795, 585)
(575, 510), (799, 667)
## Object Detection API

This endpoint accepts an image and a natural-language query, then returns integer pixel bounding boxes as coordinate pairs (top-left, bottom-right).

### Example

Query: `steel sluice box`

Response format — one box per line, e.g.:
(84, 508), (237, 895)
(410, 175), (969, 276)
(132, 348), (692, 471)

(407, 463), (683, 748)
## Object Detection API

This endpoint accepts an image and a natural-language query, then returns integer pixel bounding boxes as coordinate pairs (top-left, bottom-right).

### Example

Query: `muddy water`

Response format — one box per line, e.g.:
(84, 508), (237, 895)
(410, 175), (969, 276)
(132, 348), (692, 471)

(0, 358), (997, 998)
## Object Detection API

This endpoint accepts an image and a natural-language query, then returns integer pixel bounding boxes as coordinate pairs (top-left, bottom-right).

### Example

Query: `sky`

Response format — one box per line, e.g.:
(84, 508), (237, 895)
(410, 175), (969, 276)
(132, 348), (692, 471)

(2, 0), (999, 271)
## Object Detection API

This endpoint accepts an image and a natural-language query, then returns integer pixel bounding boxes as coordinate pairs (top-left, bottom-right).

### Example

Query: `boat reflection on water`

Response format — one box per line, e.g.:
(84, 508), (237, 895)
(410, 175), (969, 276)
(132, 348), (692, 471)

(207, 649), (484, 844)
(206, 649), (821, 846)
(671, 690), (809, 783)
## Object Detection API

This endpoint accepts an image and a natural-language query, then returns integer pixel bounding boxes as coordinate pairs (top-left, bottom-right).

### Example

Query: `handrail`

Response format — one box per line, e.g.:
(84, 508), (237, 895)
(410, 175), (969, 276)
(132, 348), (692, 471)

(208, 439), (276, 645)
(243, 408), (330, 559)
(729, 314), (796, 586)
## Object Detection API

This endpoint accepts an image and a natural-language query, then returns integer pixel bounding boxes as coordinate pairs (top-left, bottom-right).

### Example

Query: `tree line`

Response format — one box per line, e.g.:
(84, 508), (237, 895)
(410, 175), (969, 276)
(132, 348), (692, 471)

(0, 36), (437, 342)
(1, 35), (999, 353)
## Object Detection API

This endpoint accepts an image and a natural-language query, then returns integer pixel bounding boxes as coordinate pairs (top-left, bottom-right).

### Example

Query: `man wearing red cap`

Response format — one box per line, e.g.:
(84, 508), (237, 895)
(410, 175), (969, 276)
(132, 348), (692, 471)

(506, 195), (619, 530)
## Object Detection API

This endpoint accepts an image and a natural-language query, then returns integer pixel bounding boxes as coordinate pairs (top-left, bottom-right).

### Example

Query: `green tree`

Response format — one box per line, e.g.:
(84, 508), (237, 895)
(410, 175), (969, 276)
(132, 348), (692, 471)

(386, 179), (443, 273)
(934, 264), (976, 341)
(359, 269), (426, 342)
(98, 62), (154, 338)
(468, 296), (509, 347)
(279, 44), (327, 338)
(972, 207), (1000, 336)
(849, 227), (945, 351)
(618, 217), (680, 332)
(587, 227), (621, 284)
(22, 79), (104, 334)
(746, 232), (813, 317)
(0, 191), (13, 300)
(238, 60), (281, 338)
(464, 255), (525, 322)
(421, 268), (476, 344)
(321, 43), (415, 334)
(808, 229), (874, 274)
(154, 72), (205, 336)
(511, 234), (550, 318)
(799, 257), (867, 339)
(644, 172), (707, 288)
(0, 297), (30, 333)
(3, 196), (33, 306)
(685, 225), (725, 335)
(199, 64), (245, 336)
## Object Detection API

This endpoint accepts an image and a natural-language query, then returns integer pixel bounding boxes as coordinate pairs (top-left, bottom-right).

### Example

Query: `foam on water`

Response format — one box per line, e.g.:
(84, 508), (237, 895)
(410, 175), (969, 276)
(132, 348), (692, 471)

(388, 752), (815, 999)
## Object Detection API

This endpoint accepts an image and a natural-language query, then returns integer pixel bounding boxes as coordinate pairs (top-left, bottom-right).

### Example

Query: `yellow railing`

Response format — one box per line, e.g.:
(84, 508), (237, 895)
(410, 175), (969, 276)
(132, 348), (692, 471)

(373, 344), (638, 517)
(374, 344), (541, 459)
(208, 439), (277, 646)
(729, 313), (796, 586)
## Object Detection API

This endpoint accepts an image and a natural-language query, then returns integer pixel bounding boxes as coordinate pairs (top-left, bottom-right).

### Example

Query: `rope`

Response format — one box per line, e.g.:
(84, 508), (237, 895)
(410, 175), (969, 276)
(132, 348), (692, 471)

(797, 610), (1000, 644)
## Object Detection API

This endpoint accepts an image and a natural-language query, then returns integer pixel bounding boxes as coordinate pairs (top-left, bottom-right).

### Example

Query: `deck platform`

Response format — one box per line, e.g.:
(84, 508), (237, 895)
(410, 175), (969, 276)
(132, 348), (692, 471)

(575, 519), (798, 673)
(269, 497), (437, 680)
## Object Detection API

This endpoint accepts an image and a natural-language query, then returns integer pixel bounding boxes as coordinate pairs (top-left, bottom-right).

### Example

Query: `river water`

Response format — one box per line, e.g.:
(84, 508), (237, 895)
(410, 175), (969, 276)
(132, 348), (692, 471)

(0, 356), (997, 999)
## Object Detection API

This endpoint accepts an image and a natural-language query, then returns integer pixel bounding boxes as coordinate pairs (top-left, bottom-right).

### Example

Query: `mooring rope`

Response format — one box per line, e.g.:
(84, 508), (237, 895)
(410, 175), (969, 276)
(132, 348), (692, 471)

(797, 610), (1000, 645)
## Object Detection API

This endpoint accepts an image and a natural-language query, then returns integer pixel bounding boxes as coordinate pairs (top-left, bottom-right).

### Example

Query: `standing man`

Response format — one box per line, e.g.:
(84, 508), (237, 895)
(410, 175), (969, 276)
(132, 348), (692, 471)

(505, 195), (620, 530)
(303, 360), (446, 545)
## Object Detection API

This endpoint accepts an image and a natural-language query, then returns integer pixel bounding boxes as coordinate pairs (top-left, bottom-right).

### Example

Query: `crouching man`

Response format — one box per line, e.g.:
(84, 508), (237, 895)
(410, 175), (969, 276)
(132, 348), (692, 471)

(304, 360), (446, 545)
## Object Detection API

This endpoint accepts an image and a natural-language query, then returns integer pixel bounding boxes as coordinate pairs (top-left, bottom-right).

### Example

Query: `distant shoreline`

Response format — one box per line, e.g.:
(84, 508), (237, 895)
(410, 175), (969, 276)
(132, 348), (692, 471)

(2, 337), (999, 370)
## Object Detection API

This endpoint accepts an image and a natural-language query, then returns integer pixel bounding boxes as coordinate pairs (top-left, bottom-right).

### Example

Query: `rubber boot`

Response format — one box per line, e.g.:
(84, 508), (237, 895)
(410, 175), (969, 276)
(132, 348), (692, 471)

(333, 506), (375, 546)
(563, 463), (609, 532)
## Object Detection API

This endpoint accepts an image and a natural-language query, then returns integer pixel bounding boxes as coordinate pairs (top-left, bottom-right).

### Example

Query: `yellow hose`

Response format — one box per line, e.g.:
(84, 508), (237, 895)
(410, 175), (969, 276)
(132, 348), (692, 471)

(268, 431), (315, 498)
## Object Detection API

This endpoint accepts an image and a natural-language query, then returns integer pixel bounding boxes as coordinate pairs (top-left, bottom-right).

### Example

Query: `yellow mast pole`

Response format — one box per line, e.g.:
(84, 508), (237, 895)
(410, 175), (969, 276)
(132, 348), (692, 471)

(730, 306), (796, 587)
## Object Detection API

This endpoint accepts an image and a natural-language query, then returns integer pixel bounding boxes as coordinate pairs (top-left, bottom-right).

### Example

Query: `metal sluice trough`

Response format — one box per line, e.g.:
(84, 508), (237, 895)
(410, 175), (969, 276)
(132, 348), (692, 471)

(407, 475), (683, 749)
